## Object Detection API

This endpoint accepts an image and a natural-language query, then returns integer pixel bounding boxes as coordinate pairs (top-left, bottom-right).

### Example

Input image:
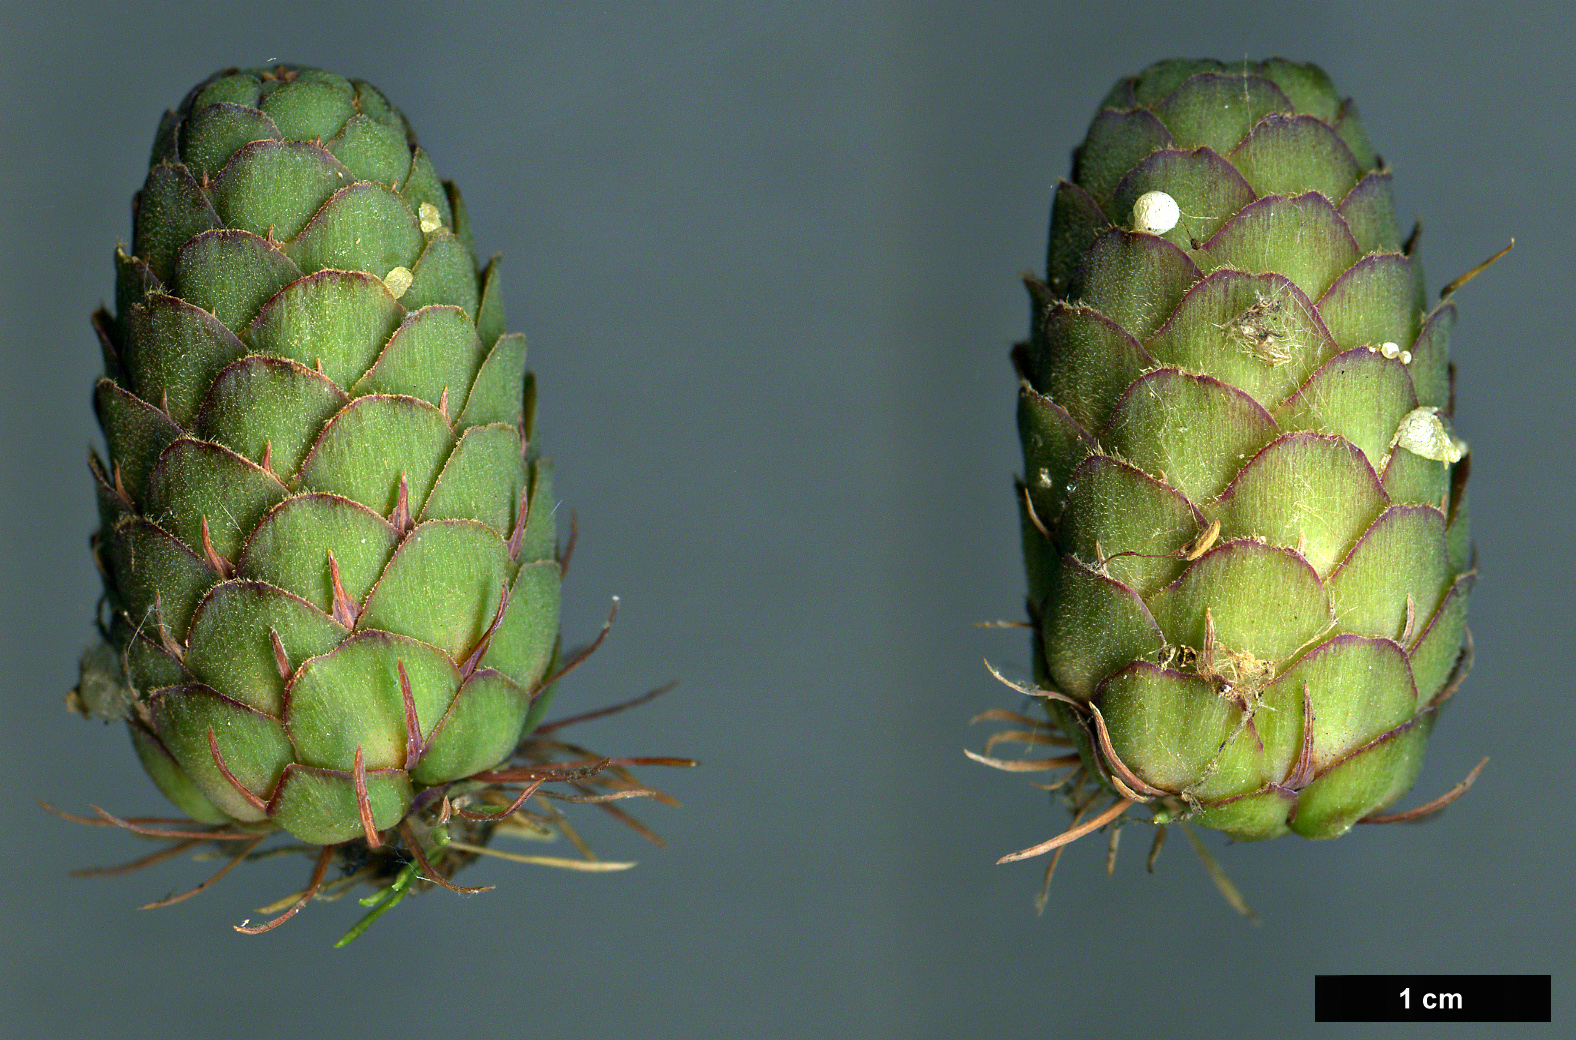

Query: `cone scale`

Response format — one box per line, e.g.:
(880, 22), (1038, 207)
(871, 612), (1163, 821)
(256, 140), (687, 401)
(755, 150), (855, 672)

(1003, 59), (1478, 847)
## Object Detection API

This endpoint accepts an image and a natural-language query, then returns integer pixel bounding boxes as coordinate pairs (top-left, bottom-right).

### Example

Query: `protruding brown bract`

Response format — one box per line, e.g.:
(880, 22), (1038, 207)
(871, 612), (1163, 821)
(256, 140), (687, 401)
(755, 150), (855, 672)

(53, 684), (694, 940)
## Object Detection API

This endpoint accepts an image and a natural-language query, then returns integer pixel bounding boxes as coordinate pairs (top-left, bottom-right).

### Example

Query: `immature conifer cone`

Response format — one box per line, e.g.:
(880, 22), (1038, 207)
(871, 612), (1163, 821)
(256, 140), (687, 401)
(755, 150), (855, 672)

(1003, 59), (1481, 850)
(65, 67), (673, 928)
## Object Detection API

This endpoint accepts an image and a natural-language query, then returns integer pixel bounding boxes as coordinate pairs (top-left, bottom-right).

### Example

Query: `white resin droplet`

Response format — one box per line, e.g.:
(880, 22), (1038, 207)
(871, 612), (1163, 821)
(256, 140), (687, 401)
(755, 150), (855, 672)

(1394, 407), (1464, 463)
(1132, 190), (1180, 235)
(383, 266), (414, 300)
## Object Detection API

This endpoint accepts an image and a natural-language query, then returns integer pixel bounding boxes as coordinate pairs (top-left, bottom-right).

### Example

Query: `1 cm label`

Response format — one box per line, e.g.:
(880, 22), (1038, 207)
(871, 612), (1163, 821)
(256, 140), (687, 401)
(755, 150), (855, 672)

(1400, 987), (1463, 1011)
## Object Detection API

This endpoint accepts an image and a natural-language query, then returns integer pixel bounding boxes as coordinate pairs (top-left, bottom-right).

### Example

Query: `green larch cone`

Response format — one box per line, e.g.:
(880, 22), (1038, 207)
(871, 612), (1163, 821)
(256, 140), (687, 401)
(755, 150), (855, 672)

(987, 59), (1484, 870)
(65, 66), (682, 936)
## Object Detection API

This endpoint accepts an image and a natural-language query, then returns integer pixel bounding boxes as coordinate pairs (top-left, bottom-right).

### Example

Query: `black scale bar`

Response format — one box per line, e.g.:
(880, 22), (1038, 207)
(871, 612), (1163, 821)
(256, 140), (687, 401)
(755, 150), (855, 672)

(1315, 975), (1551, 1022)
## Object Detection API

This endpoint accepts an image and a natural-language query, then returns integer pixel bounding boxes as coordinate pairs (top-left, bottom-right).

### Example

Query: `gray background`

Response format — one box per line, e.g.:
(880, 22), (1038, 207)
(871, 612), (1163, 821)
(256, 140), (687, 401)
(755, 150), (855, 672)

(2, 1), (1568, 1037)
